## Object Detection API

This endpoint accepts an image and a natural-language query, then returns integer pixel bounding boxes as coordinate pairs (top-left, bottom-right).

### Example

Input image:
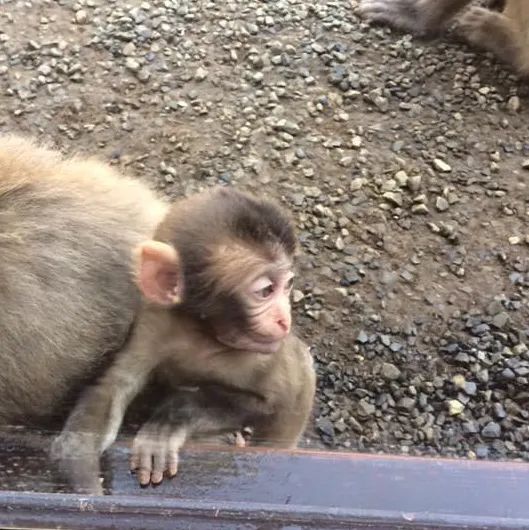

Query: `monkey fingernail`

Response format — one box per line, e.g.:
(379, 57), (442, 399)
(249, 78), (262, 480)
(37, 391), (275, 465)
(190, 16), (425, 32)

(138, 471), (151, 486)
(151, 471), (163, 484)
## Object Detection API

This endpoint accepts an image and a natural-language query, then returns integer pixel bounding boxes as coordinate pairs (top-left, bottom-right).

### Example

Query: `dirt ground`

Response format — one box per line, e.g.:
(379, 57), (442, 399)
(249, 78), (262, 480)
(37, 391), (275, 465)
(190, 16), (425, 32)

(0, 0), (528, 462)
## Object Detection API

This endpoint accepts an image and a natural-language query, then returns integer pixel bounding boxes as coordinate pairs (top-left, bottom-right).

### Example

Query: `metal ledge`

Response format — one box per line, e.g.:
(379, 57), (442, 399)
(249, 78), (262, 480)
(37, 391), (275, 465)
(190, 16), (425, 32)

(1, 442), (529, 529)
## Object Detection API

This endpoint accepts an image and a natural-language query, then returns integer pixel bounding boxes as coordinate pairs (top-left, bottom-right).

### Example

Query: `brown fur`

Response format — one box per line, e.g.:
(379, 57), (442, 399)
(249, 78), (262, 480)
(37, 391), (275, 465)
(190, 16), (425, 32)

(51, 189), (316, 494)
(358, 0), (529, 76)
(0, 136), (167, 424)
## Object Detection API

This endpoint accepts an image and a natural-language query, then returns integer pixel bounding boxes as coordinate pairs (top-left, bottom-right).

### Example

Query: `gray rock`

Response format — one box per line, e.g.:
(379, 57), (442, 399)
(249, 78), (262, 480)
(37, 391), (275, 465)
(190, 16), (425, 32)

(125, 58), (141, 72)
(356, 330), (369, 344)
(448, 399), (464, 416)
(311, 42), (325, 54)
(411, 203), (429, 214)
(463, 421), (479, 434)
(316, 417), (335, 438)
(493, 403), (507, 419)
(476, 446), (489, 458)
(194, 67), (209, 81)
(464, 382), (477, 396)
(122, 42), (136, 56)
(383, 191), (403, 207)
(381, 362), (401, 381)
(435, 197), (449, 212)
(75, 9), (88, 24)
(397, 397), (416, 412)
(507, 96), (521, 112)
(433, 159), (452, 173)
(342, 268), (361, 285)
(492, 312), (509, 329)
(482, 422), (501, 439)
(358, 399), (376, 417)
(408, 175), (422, 192)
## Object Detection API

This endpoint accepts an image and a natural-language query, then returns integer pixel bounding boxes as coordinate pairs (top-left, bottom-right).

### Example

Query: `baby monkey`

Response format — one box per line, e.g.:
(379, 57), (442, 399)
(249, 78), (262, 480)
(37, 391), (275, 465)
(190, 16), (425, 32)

(52, 187), (316, 493)
(358, 0), (529, 76)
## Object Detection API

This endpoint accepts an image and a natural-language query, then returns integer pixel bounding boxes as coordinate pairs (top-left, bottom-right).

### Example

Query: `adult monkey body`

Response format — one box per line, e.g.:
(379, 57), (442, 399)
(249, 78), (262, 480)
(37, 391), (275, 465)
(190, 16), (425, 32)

(358, 0), (529, 77)
(0, 136), (167, 425)
(53, 187), (315, 494)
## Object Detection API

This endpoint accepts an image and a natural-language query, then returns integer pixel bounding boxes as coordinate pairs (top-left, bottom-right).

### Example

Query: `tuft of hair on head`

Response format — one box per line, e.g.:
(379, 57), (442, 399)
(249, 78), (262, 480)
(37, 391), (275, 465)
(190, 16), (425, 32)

(157, 186), (297, 259)
(217, 187), (297, 256)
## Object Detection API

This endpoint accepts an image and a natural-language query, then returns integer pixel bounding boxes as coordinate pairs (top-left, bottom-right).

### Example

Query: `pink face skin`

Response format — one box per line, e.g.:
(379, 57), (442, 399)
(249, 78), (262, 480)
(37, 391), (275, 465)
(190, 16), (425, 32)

(214, 269), (295, 354)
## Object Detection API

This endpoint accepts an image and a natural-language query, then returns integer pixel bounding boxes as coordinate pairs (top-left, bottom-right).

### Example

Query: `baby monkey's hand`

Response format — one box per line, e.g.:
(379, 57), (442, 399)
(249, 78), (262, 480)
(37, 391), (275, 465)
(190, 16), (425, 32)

(130, 420), (186, 486)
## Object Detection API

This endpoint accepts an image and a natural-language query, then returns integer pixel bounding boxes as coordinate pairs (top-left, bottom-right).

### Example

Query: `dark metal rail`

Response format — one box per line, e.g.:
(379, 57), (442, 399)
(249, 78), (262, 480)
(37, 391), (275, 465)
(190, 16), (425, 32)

(1, 441), (528, 529)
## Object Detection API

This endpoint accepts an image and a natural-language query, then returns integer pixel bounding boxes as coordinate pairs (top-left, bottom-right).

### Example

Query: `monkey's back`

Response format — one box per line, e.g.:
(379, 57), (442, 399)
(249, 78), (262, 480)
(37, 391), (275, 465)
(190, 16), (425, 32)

(0, 136), (167, 424)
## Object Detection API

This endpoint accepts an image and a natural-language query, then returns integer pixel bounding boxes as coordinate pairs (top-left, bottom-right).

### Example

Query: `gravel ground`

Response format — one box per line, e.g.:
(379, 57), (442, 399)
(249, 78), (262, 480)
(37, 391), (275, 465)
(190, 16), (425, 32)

(1, 0), (528, 463)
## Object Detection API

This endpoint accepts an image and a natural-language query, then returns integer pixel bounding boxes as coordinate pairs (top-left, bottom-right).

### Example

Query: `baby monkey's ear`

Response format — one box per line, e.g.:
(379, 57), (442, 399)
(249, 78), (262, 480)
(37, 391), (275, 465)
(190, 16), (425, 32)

(135, 241), (182, 306)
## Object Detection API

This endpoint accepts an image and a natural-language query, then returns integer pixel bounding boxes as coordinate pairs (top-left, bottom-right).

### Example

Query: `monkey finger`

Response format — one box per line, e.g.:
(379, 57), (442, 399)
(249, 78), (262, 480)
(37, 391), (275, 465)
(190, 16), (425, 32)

(234, 432), (246, 448)
(136, 446), (156, 486)
(151, 447), (169, 485)
(150, 424), (177, 484)
(138, 469), (153, 487)
(138, 465), (154, 486)
(167, 448), (179, 477)
(166, 429), (185, 477)
(131, 426), (155, 467)
(150, 469), (165, 485)
(130, 440), (148, 472)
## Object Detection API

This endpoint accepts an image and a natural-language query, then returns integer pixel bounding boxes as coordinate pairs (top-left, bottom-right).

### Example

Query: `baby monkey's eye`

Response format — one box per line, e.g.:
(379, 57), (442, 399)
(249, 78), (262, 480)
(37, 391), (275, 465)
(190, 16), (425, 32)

(257, 284), (275, 299)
